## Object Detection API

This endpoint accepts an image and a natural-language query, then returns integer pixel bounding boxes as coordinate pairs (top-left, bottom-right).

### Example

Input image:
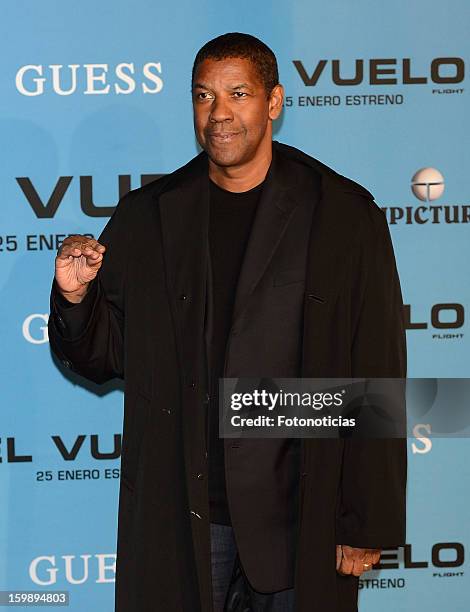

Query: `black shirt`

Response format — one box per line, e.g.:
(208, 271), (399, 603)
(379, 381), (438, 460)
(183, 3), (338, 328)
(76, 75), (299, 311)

(208, 178), (264, 525)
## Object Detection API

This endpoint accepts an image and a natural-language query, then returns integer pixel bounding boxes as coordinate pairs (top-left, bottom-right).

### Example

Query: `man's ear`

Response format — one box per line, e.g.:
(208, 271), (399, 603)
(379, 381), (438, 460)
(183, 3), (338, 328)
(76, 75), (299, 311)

(268, 84), (284, 120)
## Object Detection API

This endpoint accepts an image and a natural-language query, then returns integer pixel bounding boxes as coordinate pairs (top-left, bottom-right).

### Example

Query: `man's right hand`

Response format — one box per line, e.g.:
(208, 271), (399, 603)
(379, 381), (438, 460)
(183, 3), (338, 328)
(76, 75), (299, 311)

(55, 235), (106, 304)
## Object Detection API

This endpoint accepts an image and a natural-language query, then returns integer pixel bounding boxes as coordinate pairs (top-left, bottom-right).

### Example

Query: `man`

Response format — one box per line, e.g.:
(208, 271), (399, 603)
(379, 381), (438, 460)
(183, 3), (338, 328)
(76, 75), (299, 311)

(48, 33), (406, 612)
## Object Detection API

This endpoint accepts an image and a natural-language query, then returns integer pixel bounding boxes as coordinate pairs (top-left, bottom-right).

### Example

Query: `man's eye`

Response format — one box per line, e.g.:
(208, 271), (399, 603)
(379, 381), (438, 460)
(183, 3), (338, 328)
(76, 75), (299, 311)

(197, 92), (212, 100)
(233, 92), (248, 98)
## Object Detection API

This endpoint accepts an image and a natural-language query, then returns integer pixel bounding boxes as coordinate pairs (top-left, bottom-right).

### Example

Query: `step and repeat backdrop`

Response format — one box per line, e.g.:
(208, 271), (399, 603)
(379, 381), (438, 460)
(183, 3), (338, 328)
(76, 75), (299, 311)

(1, 1), (469, 610)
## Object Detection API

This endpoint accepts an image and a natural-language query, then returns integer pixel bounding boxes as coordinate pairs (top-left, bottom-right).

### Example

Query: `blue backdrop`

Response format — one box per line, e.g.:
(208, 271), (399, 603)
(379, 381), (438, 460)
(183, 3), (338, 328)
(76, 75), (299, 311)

(1, 1), (469, 610)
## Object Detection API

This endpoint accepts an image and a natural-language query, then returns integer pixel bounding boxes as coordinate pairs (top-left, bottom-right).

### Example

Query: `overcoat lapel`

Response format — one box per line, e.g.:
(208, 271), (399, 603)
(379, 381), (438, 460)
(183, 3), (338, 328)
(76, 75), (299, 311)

(231, 148), (304, 326)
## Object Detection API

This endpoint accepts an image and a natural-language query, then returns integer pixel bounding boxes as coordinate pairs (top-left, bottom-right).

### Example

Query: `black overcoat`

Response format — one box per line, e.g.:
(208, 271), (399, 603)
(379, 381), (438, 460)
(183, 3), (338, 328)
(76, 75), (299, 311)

(48, 141), (407, 612)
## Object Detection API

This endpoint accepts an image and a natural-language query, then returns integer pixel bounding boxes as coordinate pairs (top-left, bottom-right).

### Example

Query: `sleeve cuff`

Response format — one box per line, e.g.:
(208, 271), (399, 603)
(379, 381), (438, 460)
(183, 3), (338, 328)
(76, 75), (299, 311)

(50, 278), (98, 339)
(335, 529), (406, 549)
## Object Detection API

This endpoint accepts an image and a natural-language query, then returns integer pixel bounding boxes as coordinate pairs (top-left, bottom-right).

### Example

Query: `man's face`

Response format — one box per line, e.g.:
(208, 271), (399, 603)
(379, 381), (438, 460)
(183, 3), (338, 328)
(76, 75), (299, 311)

(192, 57), (281, 168)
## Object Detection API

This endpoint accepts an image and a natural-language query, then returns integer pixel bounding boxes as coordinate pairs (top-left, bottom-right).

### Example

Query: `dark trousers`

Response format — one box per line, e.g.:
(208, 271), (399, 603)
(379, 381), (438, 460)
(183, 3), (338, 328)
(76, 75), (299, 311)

(210, 523), (295, 612)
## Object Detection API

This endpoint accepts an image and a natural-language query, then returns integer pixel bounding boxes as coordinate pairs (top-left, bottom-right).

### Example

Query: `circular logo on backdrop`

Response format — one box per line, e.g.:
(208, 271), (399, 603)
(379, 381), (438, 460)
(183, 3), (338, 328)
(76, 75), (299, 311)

(411, 168), (445, 201)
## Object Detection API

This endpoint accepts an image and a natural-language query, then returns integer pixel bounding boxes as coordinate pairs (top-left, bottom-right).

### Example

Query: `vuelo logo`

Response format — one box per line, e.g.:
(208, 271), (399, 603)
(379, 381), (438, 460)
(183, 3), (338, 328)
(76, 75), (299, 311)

(18, 174), (163, 218)
(404, 303), (465, 340)
(0, 435), (121, 463)
(293, 57), (465, 87)
(382, 168), (470, 225)
(359, 542), (465, 589)
(376, 542), (465, 571)
(15, 62), (163, 96)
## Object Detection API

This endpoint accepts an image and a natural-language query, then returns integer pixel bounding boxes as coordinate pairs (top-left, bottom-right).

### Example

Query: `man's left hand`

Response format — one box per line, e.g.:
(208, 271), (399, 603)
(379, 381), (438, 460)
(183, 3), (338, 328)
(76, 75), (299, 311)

(336, 545), (381, 576)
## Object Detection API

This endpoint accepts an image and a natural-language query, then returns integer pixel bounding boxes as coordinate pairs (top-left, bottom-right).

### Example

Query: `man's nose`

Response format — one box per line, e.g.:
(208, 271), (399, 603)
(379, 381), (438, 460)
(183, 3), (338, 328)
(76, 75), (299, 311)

(209, 97), (233, 123)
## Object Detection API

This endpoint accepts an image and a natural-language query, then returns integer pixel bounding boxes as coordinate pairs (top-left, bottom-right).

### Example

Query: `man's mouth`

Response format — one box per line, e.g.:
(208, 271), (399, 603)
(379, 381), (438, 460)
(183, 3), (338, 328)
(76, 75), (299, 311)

(207, 131), (240, 143)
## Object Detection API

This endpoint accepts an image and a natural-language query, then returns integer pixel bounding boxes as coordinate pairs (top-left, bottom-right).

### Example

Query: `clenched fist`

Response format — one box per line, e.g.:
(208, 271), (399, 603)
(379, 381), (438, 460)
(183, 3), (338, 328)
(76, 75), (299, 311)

(336, 545), (381, 577)
(55, 235), (106, 304)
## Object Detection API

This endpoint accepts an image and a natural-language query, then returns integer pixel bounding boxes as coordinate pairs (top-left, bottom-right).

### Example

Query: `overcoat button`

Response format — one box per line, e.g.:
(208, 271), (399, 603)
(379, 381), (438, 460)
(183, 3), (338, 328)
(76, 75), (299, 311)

(55, 314), (66, 330)
(62, 359), (72, 369)
(179, 294), (188, 301)
(306, 293), (326, 304)
(197, 473), (204, 480)
(188, 380), (196, 389)
(190, 510), (202, 519)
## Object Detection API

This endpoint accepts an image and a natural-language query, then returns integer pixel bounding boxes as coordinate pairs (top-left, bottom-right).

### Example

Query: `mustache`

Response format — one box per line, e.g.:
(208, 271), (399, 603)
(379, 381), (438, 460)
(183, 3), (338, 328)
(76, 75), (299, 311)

(205, 127), (242, 135)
